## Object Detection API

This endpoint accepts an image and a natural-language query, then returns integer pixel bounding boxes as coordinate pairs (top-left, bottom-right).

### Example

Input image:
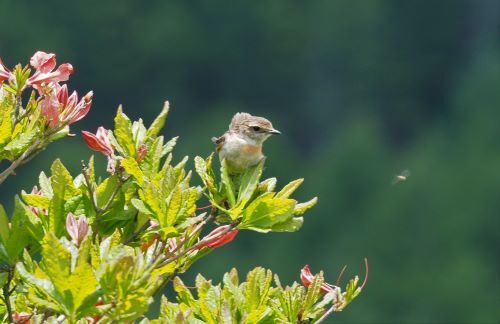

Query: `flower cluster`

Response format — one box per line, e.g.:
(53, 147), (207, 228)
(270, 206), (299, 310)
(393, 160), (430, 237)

(0, 51), (93, 129)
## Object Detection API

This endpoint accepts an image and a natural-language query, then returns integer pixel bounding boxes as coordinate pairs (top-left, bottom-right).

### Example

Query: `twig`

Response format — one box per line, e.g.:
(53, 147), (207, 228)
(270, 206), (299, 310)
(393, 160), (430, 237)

(100, 176), (128, 213)
(82, 163), (128, 217)
(163, 214), (214, 259)
(1, 267), (14, 323)
(0, 137), (42, 184)
(196, 204), (213, 211)
(315, 304), (336, 324)
(122, 219), (151, 245)
(0, 126), (64, 184)
(82, 165), (100, 214)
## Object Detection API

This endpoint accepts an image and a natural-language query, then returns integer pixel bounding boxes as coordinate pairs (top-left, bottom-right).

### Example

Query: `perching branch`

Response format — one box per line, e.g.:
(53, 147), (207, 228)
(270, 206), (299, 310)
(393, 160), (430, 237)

(0, 126), (65, 185)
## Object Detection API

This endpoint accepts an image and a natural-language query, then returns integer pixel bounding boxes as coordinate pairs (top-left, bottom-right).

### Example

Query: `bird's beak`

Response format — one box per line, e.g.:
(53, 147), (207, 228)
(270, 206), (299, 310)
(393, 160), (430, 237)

(268, 128), (281, 135)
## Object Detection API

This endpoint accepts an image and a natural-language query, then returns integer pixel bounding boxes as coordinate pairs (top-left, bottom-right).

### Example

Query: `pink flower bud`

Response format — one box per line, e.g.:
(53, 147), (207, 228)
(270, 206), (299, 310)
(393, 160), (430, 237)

(137, 144), (148, 162)
(12, 312), (32, 323)
(82, 127), (113, 156)
(199, 225), (238, 249)
(66, 213), (89, 246)
(300, 265), (336, 294)
(0, 58), (12, 83)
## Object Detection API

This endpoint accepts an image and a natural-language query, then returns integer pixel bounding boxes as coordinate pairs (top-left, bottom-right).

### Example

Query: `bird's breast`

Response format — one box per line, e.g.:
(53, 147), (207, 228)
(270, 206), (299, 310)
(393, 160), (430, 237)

(219, 139), (264, 172)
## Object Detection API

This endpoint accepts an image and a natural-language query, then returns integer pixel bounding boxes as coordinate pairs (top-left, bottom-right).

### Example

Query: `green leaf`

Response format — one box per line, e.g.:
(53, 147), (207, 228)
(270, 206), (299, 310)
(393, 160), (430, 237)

(142, 136), (163, 176)
(140, 182), (166, 224)
(173, 277), (198, 309)
(241, 197), (296, 231)
(132, 118), (147, 147)
(22, 193), (51, 210)
(3, 128), (37, 159)
(147, 101), (170, 138)
(39, 171), (53, 198)
(69, 257), (98, 312)
(114, 105), (136, 157)
(0, 204), (9, 243)
(236, 159), (264, 208)
(49, 159), (75, 237)
(270, 217), (303, 232)
(16, 262), (62, 312)
(294, 197), (318, 216)
(0, 105), (12, 147)
(162, 136), (178, 156)
(275, 179), (304, 199)
(303, 271), (323, 312)
(166, 187), (182, 226)
(131, 198), (154, 215)
(121, 156), (145, 186)
(258, 177), (277, 193)
(221, 159), (236, 208)
(96, 175), (120, 209)
(0, 272), (7, 287)
(41, 233), (71, 296)
(194, 155), (216, 194)
(4, 197), (32, 264)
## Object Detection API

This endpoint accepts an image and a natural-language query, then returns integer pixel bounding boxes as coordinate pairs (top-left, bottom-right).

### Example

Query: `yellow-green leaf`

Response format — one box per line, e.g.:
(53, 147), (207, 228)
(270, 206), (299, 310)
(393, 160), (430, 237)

(0, 105), (12, 146)
(121, 156), (145, 186)
(114, 105), (136, 157)
(275, 179), (304, 199)
(166, 187), (182, 226)
(147, 101), (170, 138)
(22, 193), (50, 209)
(41, 233), (71, 295)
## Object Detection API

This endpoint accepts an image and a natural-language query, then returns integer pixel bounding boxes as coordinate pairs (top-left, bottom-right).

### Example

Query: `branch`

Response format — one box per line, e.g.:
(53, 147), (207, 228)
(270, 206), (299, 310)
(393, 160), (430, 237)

(122, 218), (151, 245)
(0, 126), (64, 185)
(1, 267), (15, 323)
(315, 304), (336, 324)
(0, 137), (42, 184)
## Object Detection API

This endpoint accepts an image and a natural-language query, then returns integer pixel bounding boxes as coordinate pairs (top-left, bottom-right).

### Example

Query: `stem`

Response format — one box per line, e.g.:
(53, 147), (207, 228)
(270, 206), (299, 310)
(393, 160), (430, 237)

(122, 218), (150, 245)
(0, 137), (42, 184)
(315, 304), (336, 324)
(1, 268), (14, 323)
(82, 164), (127, 216)
(196, 204), (213, 211)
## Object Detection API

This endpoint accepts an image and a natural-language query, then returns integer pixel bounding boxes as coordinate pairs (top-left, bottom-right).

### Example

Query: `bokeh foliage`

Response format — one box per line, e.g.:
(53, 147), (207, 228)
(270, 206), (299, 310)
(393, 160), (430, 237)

(1, 0), (500, 322)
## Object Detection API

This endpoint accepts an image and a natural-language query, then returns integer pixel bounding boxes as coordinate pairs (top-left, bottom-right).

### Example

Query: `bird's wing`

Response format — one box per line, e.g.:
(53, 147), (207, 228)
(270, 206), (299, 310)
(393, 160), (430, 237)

(212, 134), (226, 152)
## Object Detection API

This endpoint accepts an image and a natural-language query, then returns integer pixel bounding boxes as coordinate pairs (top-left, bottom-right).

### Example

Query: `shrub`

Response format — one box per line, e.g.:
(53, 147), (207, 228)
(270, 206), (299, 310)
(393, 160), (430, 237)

(0, 52), (366, 323)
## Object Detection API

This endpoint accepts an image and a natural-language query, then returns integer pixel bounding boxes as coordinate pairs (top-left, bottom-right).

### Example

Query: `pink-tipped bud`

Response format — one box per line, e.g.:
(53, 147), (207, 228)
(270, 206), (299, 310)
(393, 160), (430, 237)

(199, 225), (239, 249)
(82, 127), (113, 156)
(66, 213), (89, 246)
(0, 58), (12, 83)
(137, 144), (148, 162)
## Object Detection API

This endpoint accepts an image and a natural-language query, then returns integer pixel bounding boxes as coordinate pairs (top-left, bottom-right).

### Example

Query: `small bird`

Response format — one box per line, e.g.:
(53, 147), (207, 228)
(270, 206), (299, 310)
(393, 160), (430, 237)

(212, 112), (281, 173)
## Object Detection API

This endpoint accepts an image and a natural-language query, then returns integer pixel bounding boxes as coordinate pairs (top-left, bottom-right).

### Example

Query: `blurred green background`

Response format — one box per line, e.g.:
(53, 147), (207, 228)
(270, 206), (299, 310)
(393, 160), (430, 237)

(2, 0), (500, 322)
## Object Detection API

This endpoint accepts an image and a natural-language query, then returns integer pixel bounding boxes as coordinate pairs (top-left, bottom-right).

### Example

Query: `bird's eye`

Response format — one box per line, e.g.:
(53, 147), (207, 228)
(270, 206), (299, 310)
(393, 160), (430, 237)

(252, 126), (261, 131)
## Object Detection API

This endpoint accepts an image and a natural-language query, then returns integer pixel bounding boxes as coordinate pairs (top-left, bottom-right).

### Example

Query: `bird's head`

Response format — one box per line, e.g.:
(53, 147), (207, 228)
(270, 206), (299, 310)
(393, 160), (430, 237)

(229, 112), (281, 144)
